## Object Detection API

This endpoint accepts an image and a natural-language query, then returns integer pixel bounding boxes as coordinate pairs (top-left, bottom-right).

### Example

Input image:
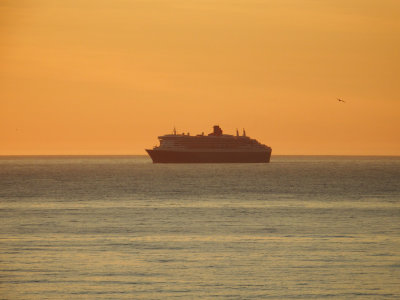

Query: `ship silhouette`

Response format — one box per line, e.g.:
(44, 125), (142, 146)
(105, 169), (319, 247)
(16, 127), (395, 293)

(146, 125), (272, 163)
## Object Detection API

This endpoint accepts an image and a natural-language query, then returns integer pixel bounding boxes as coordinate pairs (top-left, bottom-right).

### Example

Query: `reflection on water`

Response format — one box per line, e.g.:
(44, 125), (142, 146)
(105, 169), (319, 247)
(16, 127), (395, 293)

(1, 156), (399, 298)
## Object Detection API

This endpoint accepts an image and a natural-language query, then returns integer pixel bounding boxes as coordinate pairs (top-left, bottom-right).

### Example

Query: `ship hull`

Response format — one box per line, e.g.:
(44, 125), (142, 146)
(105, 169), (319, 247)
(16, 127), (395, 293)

(146, 149), (271, 163)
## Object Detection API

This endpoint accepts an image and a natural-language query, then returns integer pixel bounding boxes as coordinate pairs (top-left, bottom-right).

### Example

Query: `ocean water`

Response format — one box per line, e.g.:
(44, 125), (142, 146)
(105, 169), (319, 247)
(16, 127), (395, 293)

(1, 156), (399, 299)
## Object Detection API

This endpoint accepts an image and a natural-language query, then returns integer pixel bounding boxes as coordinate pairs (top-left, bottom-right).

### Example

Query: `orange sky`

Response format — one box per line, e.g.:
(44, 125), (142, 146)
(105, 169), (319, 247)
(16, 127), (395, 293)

(1, 0), (399, 155)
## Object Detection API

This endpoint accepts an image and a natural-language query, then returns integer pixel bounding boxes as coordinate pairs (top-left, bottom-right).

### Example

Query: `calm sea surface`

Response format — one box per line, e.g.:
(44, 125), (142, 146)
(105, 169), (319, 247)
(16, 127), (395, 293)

(1, 156), (399, 299)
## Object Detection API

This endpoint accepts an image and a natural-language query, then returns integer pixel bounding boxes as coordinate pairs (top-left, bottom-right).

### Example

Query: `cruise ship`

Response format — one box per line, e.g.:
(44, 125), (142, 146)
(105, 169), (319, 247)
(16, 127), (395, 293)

(146, 125), (272, 163)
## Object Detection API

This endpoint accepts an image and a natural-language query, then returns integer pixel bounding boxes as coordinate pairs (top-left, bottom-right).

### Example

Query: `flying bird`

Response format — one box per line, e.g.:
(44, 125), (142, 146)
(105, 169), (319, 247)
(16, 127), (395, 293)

(337, 98), (346, 103)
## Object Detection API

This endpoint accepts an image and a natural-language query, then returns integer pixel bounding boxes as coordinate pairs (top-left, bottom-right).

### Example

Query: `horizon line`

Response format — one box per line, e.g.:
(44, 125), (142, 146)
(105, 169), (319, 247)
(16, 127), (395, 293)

(1, 154), (399, 157)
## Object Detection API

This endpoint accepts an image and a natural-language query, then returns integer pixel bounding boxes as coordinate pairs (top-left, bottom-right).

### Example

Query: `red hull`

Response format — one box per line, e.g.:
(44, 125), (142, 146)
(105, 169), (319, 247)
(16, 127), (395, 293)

(146, 149), (271, 163)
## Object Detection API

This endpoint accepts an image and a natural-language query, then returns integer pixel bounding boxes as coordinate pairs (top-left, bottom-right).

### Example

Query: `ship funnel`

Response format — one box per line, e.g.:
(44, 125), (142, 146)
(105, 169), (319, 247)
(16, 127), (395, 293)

(236, 129), (239, 137)
(211, 125), (223, 136)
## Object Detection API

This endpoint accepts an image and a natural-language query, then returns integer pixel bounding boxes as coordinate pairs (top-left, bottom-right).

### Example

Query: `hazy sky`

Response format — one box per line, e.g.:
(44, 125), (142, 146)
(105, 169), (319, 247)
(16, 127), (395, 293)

(1, 0), (399, 155)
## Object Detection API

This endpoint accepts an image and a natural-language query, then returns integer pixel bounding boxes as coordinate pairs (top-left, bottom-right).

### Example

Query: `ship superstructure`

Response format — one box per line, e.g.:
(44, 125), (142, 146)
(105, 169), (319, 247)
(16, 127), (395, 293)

(146, 125), (272, 163)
